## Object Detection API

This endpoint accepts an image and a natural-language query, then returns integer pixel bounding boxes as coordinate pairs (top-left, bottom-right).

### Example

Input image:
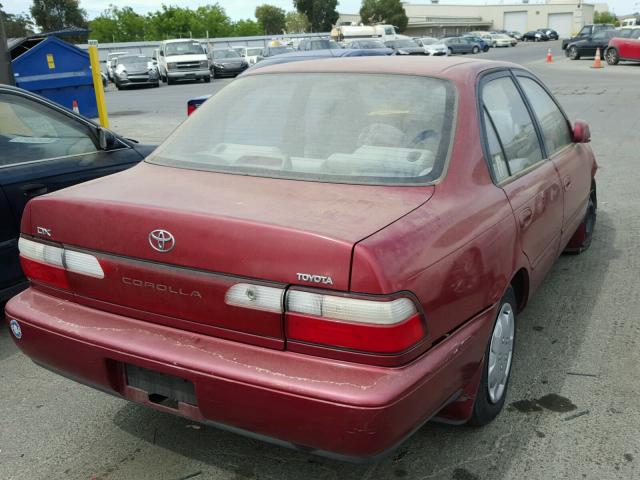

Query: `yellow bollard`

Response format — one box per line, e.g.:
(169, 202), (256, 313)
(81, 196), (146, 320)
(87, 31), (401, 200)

(88, 42), (109, 128)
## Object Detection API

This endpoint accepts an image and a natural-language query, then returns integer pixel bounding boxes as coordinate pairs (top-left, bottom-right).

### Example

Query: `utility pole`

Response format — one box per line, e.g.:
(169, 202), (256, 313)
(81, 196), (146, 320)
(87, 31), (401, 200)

(0, 10), (15, 85)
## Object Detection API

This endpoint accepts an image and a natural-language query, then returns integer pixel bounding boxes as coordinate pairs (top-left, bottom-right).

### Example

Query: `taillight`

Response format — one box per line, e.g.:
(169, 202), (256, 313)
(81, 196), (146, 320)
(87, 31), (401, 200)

(19, 237), (104, 289)
(224, 283), (426, 356)
(286, 290), (424, 354)
(187, 103), (196, 116)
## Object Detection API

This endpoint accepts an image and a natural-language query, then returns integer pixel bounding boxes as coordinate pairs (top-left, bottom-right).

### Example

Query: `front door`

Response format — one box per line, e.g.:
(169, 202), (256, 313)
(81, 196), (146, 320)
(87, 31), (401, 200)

(515, 74), (593, 249)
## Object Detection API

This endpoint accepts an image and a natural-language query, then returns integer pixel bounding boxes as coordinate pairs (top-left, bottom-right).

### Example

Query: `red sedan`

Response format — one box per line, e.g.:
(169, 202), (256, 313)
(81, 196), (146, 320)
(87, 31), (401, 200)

(5, 57), (597, 460)
(605, 28), (640, 64)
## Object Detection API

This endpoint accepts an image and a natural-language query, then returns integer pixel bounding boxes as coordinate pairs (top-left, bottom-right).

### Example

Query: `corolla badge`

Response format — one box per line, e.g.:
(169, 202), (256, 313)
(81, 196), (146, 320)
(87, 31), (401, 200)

(149, 229), (175, 252)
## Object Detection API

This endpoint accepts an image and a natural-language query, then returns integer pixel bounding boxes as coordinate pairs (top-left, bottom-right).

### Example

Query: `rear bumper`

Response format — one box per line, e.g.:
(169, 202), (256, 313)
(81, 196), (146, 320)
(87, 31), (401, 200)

(5, 288), (495, 459)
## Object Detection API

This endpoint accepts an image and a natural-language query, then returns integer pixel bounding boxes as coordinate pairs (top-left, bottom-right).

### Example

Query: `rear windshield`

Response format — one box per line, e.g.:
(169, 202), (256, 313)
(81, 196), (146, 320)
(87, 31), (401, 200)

(352, 40), (385, 48)
(147, 73), (456, 185)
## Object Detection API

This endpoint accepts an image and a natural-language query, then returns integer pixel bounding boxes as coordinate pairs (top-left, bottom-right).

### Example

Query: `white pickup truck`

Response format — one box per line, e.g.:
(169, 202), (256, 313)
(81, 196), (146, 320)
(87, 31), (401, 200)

(155, 39), (210, 85)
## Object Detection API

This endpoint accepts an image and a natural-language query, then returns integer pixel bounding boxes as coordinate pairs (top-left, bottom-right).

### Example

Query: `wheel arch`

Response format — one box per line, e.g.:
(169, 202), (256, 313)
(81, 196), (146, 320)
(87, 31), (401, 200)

(510, 267), (530, 313)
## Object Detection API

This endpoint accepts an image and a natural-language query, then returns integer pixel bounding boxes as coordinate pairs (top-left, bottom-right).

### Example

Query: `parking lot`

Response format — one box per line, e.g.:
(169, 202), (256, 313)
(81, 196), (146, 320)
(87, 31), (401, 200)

(1, 41), (639, 480)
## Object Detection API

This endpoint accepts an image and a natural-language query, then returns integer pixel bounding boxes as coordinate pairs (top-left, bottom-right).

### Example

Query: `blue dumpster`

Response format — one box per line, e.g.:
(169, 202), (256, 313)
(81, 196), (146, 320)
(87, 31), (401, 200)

(11, 36), (98, 118)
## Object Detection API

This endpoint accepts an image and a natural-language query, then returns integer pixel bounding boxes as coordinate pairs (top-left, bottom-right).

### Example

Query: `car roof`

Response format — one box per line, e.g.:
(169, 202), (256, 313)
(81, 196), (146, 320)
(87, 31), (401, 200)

(244, 56), (520, 83)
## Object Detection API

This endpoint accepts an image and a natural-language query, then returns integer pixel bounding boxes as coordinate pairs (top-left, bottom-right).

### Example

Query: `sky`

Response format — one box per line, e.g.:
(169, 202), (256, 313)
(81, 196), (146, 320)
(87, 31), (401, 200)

(1, 0), (636, 20)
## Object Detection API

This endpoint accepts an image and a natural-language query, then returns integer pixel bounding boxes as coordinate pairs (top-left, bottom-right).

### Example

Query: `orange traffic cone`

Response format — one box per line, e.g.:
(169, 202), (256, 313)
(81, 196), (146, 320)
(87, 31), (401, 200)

(72, 100), (80, 114)
(546, 48), (553, 63)
(591, 48), (603, 69)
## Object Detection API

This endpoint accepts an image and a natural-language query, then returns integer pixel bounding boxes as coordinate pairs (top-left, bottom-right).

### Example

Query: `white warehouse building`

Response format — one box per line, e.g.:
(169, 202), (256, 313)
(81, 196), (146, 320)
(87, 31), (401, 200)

(339, 1), (610, 39)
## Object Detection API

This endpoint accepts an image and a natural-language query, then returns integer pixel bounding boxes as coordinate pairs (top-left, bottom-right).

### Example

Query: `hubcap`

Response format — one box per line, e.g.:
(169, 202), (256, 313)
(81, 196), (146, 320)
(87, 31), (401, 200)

(488, 302), (515, 403)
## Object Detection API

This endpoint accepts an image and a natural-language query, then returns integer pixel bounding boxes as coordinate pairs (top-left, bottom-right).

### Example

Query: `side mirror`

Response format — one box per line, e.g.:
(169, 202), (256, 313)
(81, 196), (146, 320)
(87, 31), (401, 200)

(572, 120), (591, 143)
(159, 50), (164, 56)
(98, 127), (117, 150)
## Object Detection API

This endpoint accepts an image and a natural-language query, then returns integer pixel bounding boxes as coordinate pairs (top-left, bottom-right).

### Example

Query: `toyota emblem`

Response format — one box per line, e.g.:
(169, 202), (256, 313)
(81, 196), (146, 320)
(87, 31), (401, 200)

(149, 229), (175, 252)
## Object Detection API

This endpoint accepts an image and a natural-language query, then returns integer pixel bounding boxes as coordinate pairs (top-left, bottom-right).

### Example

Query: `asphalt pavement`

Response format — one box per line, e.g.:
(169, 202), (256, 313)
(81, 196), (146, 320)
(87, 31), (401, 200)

(1, 41), (639, 480)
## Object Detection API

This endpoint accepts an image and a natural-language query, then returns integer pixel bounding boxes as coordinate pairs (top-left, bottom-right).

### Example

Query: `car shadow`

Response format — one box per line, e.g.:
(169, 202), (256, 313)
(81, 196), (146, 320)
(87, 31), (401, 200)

(110, 211), (618, 480)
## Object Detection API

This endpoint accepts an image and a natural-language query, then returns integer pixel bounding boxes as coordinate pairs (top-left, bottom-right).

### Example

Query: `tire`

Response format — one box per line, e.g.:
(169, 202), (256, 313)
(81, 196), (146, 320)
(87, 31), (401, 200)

(167, 77), (175, 85)
(569, 46), (580, 60)
(564, 188), (597, 254)
(468, 286), (517, 426)
(448, 47), (453, 55)
(605, 47), (619, 65)
(203, 75), (211, 83)
(472, 46), (480, 54)
(154, 82), (160, 88)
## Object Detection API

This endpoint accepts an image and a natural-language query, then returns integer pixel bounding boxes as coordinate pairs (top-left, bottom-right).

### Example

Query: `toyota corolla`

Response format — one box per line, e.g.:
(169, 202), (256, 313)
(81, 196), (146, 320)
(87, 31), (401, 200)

(5, 57), (597, 460)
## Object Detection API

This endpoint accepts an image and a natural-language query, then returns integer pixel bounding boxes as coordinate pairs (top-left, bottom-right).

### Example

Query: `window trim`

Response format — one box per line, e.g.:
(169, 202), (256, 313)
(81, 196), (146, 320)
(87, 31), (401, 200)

(511, 70), (574, 160)
(476, 68), (547, 186)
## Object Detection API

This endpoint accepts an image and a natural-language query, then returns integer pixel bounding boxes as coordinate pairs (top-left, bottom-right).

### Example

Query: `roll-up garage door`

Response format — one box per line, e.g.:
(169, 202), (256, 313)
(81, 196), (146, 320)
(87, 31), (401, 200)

(504, 11), (528, 34)
(548, 13), (573, 38)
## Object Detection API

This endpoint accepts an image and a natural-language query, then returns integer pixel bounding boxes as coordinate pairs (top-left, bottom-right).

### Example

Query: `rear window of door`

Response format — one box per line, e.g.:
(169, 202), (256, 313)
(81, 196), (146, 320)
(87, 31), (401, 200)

(0, 92), (98, 167)
(516, 77), (573, 156)
(481, 76), (543, 178)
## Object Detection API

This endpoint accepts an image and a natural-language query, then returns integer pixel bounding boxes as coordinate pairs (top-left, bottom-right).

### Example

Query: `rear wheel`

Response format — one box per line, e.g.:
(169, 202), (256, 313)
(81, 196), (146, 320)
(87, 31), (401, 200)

(203, 75), (211, 83)
(472, 46), (480, 54)
(569, 46), (580, 60)
(448, 47), (453, 55)
(167, 77), (175, 85)
(605, 47), (619, 65)
(468, 287), (517, 426)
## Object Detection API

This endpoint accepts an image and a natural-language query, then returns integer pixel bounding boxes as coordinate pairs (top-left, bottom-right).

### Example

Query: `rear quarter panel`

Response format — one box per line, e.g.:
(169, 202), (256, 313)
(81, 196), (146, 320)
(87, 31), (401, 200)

(351, 67), (521, 345)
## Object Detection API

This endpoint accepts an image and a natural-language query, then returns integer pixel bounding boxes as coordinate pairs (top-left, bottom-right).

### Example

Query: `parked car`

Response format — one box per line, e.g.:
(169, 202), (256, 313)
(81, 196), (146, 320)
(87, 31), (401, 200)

(5, 56), (597, 460)
(522, 31), (548, 42)
(384, 38), (426, 55)
(234, 46), (264, 66)
(537, 29), (559, 40)
(489, 33), (513, 47)
(112, 55), (159, 90)
(506, 31), (523, 40)
(155, 39), (210, 85)
(106, 51), (128, 82)
(297, 39), (342, 51)
(566, 30), (619, 60)
(414, 37), (449, 56)
(0, 85), (154, 303)
(260, 45), (295, 58)
(345, 39), (394, 55)
(442, 37), (481, 54)
(605, 28), (640, 65)
(562, 24), (616, 50)
(462, 34), (490, 52)
(211, 49), (248, 78)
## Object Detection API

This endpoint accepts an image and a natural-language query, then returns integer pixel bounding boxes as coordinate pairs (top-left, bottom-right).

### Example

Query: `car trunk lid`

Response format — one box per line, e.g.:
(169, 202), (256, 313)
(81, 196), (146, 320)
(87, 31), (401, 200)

(24, 162), (434, 344)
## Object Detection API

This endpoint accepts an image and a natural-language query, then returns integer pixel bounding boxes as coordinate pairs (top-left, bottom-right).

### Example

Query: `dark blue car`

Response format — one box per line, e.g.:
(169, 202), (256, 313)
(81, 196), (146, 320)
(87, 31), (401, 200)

(0, 85), (154, 302)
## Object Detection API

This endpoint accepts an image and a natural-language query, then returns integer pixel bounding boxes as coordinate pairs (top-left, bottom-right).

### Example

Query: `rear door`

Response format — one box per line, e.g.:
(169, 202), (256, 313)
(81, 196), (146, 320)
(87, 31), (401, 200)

(480, 71), (564, 291)
(515, 73), (592, 250)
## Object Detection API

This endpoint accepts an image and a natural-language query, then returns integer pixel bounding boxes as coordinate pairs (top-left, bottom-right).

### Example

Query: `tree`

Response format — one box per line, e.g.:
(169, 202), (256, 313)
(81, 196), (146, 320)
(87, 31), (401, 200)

(89, 6), (146, 43)
(232, 19), (263, 37)
(145, 4), (233, 40)
(255, 4), (286, 35)
(0, 6), (35, 37)
(285, 11), (310, 33)
(30, 0), (87, 31)
(593, 11), (618, 26)
(293, 0), (339, 32)
(359, 0), (408, 32)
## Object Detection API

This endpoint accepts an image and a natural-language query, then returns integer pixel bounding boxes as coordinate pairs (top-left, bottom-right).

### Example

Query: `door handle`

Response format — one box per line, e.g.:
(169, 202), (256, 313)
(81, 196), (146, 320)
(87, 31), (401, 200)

(563, 176), (572, 191)
(519, 207), (533, 229)
(21, 183), (48, 197)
